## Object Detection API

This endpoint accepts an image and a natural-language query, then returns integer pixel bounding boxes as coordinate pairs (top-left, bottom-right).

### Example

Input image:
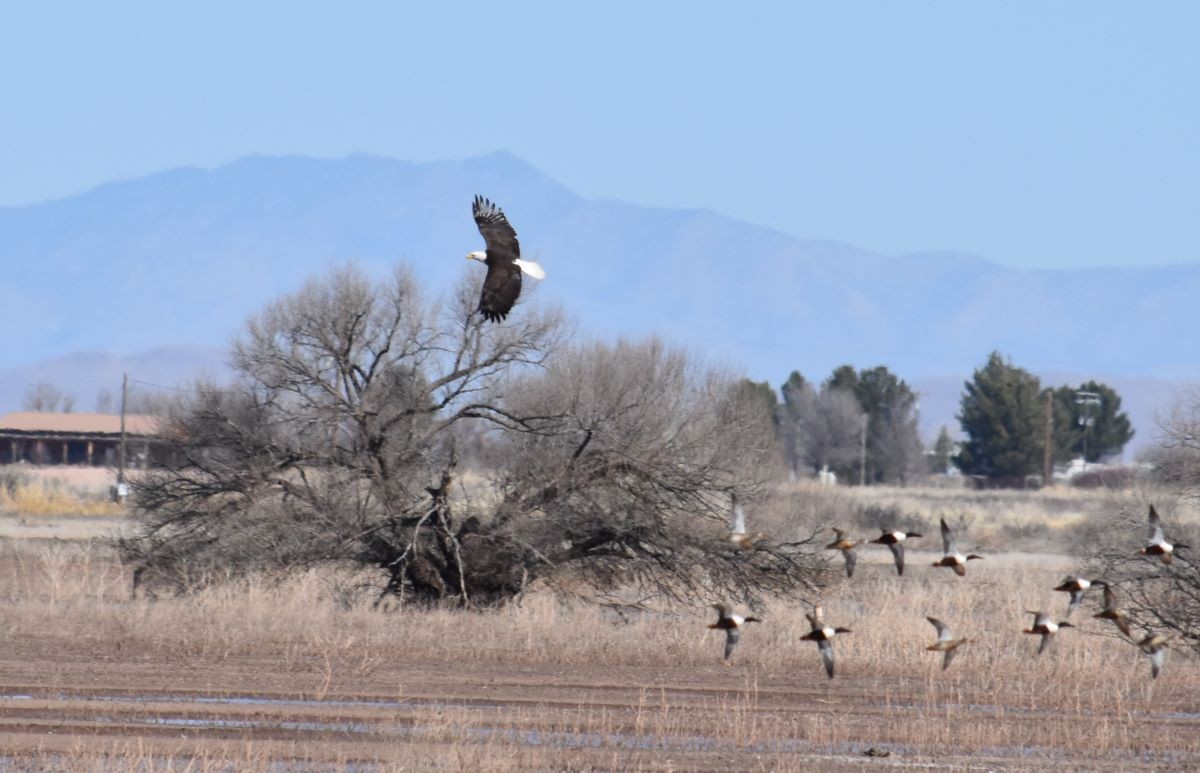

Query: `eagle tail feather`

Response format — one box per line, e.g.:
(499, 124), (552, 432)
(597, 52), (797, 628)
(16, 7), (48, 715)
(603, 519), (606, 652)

(514, 259), (546, 280)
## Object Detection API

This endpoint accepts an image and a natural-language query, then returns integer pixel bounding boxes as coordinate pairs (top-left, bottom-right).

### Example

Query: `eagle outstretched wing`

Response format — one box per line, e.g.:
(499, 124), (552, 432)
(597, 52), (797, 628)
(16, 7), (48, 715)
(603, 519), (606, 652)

(473, 195), (520, 258)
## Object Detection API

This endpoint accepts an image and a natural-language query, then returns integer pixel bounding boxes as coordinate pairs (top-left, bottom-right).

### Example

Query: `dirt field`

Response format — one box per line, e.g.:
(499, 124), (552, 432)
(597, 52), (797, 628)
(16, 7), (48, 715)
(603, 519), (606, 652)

(0, 527), (1196, 771)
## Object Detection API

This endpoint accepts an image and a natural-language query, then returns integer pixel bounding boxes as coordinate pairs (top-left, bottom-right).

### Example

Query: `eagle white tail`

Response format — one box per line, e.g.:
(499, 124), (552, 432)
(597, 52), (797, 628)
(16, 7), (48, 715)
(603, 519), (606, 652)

(514, 259), (546, 280)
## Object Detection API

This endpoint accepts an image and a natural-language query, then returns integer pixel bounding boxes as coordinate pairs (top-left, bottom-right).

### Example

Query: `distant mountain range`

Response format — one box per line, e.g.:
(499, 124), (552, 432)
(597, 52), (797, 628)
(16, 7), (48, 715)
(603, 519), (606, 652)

(2, 152), (1196, 454)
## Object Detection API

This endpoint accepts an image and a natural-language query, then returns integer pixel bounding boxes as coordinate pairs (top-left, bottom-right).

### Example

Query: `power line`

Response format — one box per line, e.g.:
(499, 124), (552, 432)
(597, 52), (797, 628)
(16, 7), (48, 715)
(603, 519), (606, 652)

(127, 378), (241, 395)
(127, 378), (190, 393)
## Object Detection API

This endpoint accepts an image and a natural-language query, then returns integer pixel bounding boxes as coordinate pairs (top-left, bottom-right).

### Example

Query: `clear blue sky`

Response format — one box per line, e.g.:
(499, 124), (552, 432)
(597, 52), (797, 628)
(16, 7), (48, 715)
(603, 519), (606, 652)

(2, 1), (1197, 268)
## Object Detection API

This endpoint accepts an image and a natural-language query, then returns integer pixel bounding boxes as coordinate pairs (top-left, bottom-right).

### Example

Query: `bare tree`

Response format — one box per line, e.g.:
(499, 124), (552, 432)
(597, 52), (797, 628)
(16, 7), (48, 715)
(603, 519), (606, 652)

(799, 388), (866, 478)
(1084, 388), (1200, 651)
(124, 389), (176, 416)
(121, 263), (825, 606)
(122, 262), (562, 600)
(871, 393), (924, 484)
(95, 388), (115, 414)
(23, 383), (65, 412)
(485, 338), (822, 604)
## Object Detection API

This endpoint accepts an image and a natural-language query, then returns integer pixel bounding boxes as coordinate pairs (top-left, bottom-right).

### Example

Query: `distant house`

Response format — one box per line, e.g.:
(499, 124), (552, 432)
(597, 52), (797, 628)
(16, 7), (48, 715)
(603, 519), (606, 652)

(0, 412), (167, 468)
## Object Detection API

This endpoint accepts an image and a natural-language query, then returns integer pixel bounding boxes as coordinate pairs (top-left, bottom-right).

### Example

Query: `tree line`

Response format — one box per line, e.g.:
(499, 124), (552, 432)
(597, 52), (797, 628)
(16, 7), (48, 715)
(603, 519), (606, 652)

(744, 351), (1134, 485)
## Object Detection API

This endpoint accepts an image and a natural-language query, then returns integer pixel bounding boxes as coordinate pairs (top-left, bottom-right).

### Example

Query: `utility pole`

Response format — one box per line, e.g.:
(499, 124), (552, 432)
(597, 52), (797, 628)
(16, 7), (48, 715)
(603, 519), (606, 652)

(859, 415), (867, 486)
(118, 373), (128, 486)
(1075, 390), (1101, 463)
(1043, 390), (1053, 486)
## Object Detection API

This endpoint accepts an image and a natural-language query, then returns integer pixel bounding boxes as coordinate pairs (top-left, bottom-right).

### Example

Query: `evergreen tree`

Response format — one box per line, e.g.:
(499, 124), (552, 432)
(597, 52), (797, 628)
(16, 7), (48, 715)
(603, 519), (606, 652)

(824, 364), (859, 395)
(930, 426), (955, 473)
(956, 352), (1045, 478)
(1046, 386), (1079, 465)
(734, 378), (780, 431)
(1048, 381), (1134, 462)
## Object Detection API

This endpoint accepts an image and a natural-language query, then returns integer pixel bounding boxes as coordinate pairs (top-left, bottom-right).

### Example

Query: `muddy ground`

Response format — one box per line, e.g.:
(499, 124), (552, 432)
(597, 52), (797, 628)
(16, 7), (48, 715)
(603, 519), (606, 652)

(0, 635), (1195, 770)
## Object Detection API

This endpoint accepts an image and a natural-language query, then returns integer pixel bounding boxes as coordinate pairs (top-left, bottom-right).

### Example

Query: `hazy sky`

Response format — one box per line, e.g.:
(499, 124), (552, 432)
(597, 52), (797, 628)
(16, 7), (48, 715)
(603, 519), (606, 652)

(3, 2), (1197, 268)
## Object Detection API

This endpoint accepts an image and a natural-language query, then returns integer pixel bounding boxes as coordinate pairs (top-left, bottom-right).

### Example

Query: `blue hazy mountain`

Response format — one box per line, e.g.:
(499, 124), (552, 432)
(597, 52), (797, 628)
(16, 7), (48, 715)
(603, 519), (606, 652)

(2, 152), (1196, 450)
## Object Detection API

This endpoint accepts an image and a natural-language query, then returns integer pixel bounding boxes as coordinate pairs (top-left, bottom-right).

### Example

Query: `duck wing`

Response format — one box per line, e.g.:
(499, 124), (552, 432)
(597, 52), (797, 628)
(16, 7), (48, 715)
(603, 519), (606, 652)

(1114, 614), (1132, 638)
(731, 497), (747, 535)
(723, 627), (741, 660)
(818, 639), (836, 678)
(843, 549), (858, 578)
(1148, 647), (1164, 679)
(1066, 589), (1086, 617)
(887, 542), (906, 576)
(1101, 583), (1118, 611)
(940, 517), (958, 556)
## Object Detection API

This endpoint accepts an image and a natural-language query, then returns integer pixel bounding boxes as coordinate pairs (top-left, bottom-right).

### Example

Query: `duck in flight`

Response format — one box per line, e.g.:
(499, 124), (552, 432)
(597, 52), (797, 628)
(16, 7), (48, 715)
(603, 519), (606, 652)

(869, 528), (923, 576)
(728, 494), (767, 550)
(1023, 610), (1073, 656)
(931, 517), (984, 576)
(925, 616), (971, 671)
(1092, 582), (1133, 638)
(708, 603), (761, 662)
(1053, 576), (1095, 618)
(801, 605), (852, 679)
(824, 528), (860, 578)
(1135, 631), (1167, 680)
(1139, 504), (1188, 565)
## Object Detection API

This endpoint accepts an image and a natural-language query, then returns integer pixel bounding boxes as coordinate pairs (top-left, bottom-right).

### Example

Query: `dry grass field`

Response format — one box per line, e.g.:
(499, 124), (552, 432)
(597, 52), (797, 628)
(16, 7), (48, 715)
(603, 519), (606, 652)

(0, 467), (126, 518)
(0, 479), (1196, 770)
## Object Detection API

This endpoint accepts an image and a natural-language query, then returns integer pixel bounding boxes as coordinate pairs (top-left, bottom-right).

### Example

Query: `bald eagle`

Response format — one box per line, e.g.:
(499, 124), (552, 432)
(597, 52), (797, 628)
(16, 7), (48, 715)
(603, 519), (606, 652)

(466, 195), (545, 322)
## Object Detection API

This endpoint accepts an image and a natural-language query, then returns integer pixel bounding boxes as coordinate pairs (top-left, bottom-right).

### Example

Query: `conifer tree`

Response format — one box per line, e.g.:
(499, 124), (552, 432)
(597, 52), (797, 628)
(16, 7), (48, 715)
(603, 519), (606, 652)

(956, 352), (1045, 478)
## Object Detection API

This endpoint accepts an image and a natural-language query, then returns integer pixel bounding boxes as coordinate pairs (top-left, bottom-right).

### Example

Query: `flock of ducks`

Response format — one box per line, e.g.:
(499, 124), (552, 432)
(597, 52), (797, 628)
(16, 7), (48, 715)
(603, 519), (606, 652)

(714, 501), (1186, 681)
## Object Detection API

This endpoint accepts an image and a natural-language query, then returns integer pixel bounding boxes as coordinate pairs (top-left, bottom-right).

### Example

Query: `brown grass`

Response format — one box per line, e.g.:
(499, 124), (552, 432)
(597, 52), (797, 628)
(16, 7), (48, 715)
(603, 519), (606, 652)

(0, 466), (127, 517)
(819, 481), (1200, 554)
(0, 528), (1196, 769)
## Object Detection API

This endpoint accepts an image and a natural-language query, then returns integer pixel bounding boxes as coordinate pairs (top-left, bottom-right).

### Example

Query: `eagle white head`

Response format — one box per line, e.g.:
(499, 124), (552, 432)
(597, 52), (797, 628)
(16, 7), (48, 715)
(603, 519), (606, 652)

(466, 250), (487, 262)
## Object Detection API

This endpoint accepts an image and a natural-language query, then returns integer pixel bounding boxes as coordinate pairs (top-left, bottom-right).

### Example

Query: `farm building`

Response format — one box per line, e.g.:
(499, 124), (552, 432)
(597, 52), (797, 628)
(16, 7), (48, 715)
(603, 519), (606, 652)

(0, 412), (167, 468)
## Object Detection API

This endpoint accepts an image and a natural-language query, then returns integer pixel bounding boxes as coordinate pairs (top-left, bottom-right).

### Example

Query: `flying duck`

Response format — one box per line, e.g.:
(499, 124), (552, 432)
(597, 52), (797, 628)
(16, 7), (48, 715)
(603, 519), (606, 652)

(1023, 610), (1073, 656)
(931, 517), (984, 576)
(1092, 582), (1133, 638)
(1135, 631), (1168, 679)
(869, 528), (923, 576)
(824, 528), (860, 578)
(801, 605), (851, 678)
(708, 603), (761, 662)
(925, 616), (971, 671)
(1139, 504), (1189, 565)
(1053, 576), (1095, 618)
